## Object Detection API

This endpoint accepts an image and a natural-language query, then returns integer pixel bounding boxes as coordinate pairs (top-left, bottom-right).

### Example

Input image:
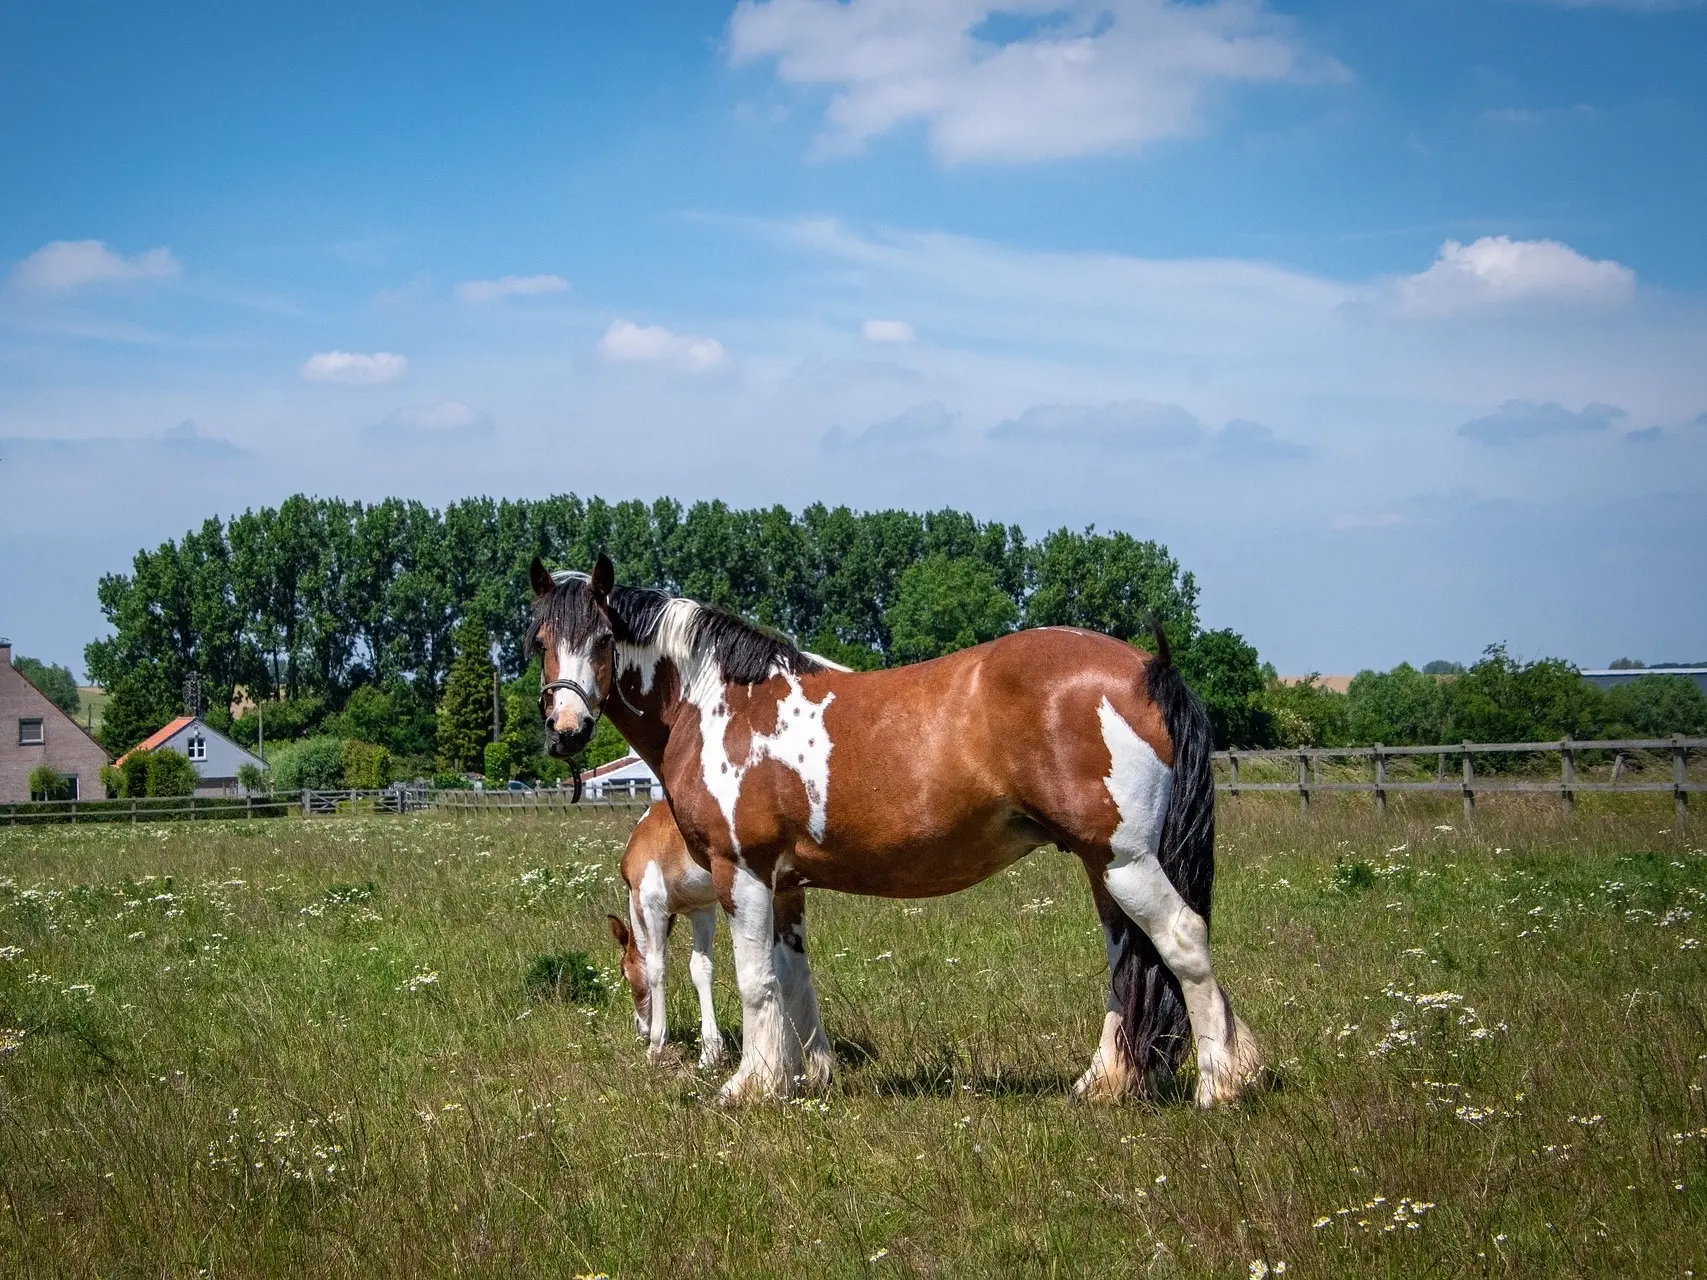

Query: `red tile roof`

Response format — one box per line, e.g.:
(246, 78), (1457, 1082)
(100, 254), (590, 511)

(114, 716), (195, 767)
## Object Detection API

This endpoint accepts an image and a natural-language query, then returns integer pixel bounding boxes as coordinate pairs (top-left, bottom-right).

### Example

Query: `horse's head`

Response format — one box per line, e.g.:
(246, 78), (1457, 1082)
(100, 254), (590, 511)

(605, 913), (650, 1035)
(528, 552), (617, 758)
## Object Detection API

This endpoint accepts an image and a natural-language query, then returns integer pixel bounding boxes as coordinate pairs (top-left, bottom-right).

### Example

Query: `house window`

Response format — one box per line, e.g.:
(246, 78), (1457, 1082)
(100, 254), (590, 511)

(187, 734), (207, 761)
(18, 718), (44, 746)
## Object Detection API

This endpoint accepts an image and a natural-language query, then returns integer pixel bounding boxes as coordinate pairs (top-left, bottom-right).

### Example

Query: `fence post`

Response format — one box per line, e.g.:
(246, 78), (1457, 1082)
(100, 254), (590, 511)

(1561, 737), (1574, 814)
(1462, 745), (1475, 822)
(1677, 735), (1690, 822)
(1374, 744), (1387, 817)
(1228, 750), (1240, 799)
(1298, 752), (1310, 812)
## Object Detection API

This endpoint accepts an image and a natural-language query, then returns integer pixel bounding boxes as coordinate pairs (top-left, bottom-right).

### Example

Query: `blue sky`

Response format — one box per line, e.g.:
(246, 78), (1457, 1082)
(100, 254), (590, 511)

(2, 0), (1704, 677)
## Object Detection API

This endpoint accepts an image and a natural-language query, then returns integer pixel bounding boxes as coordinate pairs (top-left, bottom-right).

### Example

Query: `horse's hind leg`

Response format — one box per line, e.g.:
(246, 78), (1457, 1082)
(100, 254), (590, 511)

(718, 861), (799, 1102)
(1099, 851), (1261, 1107)
(1072, 872), (1143, 1102)
(774, 888), (833, 1090)
(688, 906), (724, 1068)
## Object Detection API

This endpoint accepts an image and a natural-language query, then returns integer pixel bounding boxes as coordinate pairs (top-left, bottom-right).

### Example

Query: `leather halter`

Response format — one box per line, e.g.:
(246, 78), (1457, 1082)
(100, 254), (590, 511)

(539, 676), (600, 723)
(539, 676), (600, 804)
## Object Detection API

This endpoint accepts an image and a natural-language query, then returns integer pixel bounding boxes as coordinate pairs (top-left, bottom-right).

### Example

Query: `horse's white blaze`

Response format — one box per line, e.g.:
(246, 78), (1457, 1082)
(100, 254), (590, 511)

(689, 670), (835, 854)
(1095, 696), (1244, 1106)
(550, 639), (600, 729)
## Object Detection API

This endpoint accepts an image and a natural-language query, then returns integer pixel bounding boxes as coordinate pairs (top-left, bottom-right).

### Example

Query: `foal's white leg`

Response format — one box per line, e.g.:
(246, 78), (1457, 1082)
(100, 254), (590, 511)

(720, 864), (796, 1103)
(636, 862), (672, 1064)
(1096, 698), (1260, 1107)
(688, 906), (724, 1068)
(774, 917), (833, 1089)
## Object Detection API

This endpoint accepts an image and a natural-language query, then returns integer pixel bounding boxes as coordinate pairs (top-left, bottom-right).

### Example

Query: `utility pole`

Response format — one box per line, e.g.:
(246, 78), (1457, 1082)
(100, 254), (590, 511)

(492, 668), (501, 743)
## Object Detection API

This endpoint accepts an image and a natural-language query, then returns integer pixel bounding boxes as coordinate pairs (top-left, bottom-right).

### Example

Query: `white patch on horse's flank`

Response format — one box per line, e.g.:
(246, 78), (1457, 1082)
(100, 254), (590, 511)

(689, 671), (835, 854)
(1096, 696), (1172, 865)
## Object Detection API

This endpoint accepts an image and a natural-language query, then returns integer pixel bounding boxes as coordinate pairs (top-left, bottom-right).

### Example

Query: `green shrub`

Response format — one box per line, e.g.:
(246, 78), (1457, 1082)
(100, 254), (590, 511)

(1603, 674), (1707, 738)
(1345, 663), (1447, 746)
(524, 952), (605, 1005)
(98, 764), (125, 798)
(27, 765), (74, 802)
(342, 740), (393, 790)
(237, 762), (270, 794)
(431, 772), (474, 790)
(120, 751), (152, 799)
(146, 749), (199, 798)
(1262, 677), (1349, 748)
(484, 742), (512, 784)
(270, 737), (349, 790)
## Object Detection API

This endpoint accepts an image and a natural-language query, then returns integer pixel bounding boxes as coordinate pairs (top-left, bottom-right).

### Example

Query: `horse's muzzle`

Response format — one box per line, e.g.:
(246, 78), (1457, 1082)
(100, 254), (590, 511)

(546, 719), (596, 758)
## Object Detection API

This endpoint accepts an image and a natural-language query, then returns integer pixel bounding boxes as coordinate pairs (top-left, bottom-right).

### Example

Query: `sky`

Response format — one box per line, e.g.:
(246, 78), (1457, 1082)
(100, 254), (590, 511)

(2, 0), (1704, 679)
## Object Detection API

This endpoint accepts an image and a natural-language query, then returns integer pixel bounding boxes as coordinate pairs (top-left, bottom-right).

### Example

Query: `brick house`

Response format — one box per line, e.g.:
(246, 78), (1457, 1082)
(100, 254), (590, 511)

(1, 638), (110, 803)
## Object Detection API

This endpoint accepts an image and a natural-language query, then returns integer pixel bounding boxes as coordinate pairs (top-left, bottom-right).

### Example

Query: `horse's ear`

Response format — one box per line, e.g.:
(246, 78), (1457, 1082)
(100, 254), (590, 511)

(606, 913), (630, 947)
(590, 552), (615, 602)
(530, 557), (555, 599)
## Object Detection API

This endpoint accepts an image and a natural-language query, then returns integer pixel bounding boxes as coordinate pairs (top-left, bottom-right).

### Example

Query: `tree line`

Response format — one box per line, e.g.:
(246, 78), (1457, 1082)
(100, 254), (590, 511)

(84, 493), (1217, 770)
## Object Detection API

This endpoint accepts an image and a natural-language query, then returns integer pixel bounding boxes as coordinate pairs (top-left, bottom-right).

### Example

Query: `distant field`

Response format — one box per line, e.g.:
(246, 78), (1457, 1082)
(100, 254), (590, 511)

(75, 685), (107, 736)
(1, 800), (1703, 1277)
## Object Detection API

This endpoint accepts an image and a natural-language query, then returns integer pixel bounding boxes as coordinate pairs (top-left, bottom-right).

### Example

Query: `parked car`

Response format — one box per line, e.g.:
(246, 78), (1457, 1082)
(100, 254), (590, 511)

(505, 779), (534, 792)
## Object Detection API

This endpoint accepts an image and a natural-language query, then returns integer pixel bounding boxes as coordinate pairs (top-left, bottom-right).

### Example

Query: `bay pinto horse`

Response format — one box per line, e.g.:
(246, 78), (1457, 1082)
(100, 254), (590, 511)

(530, 554), (1262, 1106)
(605, 801), (818, 1071)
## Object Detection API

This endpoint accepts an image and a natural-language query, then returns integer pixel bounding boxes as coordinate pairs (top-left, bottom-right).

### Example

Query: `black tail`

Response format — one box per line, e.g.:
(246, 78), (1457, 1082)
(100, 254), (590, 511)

(1110, 619), (1217, 1090)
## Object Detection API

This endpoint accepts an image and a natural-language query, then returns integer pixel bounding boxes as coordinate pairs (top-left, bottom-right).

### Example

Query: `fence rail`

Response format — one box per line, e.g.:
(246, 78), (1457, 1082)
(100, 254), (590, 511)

(1217, 735), (1704, 819)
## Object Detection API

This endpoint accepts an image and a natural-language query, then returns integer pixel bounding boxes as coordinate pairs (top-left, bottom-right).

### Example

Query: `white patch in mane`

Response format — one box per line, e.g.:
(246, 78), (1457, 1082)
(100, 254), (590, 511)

(616, 598), (706, 697)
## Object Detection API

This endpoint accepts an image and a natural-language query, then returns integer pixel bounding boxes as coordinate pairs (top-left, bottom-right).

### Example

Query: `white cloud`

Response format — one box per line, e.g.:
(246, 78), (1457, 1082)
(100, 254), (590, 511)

(366, 400), (493, 441)
(861, 318), (916, 343)
(301, 351), (408, 384)
(728, 0), (1339, 164)
(454, 274), (570, 303)
(1458, 399), (1625, 445)
(1392, 236), (1636, 317)
(990, 399), (1204, 448)
(597, 319), (727, 372)
(9, 240), (180, 292)
(827, 400), (955, 449)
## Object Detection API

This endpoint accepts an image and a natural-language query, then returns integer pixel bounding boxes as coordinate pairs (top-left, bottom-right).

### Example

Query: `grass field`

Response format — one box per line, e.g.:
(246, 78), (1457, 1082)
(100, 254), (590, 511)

(2, 799), (1704, 1277)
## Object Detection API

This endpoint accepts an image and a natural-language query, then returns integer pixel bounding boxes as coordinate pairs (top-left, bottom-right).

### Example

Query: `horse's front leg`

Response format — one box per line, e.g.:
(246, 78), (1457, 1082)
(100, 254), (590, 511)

(718, 860), (798, 1102)
(635, 876), (672, 1064)
(687, 905), (724, 1068)
(773, 887), (833, 1090)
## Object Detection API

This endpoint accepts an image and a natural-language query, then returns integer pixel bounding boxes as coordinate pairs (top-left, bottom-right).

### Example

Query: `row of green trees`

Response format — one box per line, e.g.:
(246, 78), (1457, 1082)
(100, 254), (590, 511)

(85, 493), (1222, 766)
(1258, 647), (1707, 749)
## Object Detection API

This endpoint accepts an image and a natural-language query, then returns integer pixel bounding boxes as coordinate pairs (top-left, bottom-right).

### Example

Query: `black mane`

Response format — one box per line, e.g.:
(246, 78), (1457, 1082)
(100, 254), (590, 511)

(528, 573), (823, 686)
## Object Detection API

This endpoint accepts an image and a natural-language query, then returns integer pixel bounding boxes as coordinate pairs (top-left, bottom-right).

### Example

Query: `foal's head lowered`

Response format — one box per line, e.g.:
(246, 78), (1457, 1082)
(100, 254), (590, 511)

(527, 553), (617, 758)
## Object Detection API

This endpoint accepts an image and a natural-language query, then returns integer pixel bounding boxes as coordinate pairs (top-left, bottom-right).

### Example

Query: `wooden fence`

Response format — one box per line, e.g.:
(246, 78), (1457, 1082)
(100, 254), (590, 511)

(1218, 735), (1704, 819)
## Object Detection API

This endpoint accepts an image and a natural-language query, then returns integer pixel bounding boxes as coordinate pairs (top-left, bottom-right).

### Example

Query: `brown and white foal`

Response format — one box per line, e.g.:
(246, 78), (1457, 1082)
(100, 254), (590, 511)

(607, 801), (823, 1072)
(532, 554), (1261, 1107)
(606, 801), (724, 1068)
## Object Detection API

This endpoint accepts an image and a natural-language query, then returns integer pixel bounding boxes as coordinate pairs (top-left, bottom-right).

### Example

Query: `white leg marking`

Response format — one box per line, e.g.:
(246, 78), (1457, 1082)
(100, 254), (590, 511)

(688, 906), (723, 1067)
(1096, 697), (1259, 1106)
(637, 860), (671, 1062)
(720, 864), (794, 1102)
